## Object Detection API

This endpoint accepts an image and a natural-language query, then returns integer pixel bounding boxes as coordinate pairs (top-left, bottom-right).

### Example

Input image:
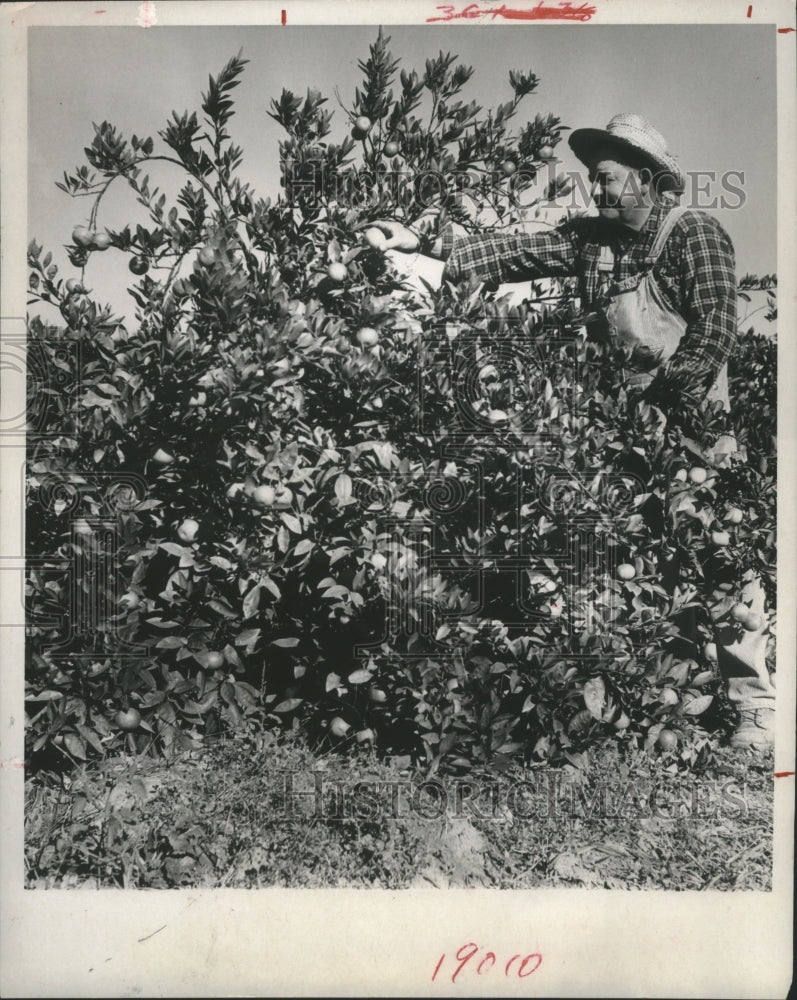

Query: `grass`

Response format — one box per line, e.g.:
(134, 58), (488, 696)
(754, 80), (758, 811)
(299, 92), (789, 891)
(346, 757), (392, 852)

(25, 731), (773, 890)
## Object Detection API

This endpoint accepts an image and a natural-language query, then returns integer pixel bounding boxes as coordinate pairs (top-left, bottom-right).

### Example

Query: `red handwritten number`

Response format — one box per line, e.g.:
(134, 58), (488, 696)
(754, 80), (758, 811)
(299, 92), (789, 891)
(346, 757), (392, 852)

(434, 946), (543, 982)
(747, 4), (752, 16)
(519, 953), (543, 978)
(452, 943), (479, 983)
(477, 952), (496, 974)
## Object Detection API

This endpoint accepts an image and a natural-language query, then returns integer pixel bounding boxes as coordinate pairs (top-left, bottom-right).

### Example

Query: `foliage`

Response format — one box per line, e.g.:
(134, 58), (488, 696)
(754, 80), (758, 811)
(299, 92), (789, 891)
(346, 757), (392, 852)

(26, 32), (776, 777)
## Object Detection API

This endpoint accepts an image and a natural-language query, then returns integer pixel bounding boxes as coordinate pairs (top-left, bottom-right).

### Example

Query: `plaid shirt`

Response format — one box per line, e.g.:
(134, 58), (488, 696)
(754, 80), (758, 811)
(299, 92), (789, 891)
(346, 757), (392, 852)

(441, 202), (737, 402)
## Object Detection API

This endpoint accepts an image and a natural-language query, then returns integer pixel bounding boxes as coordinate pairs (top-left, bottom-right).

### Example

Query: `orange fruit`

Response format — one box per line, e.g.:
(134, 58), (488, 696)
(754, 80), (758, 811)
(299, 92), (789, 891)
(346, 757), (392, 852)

(177, 518), (199, 543)
(357, 327), (380, 347)
(656, 729), (678, 751)
(327, 262), (348, 282)
(129, 256), (148, 275)
(329, 716), (351, 737)
(252, 485), (276, 507)
(363, 228), (387, 251)
(115, 708), (141, 731)
(72, 225), (93, 247)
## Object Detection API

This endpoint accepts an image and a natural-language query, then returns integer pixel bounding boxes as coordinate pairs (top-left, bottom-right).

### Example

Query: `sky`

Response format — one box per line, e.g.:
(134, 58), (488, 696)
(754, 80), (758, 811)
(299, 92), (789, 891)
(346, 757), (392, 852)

(28, 24), (777, 321)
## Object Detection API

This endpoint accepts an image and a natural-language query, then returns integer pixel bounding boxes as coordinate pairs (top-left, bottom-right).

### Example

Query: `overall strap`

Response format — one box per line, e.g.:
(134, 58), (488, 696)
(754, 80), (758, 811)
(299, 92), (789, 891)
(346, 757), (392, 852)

(645, 205), (690, 266)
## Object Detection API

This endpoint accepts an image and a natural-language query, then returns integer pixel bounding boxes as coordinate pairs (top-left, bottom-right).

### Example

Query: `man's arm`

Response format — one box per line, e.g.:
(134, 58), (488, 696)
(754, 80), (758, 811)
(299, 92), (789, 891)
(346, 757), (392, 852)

(438, 222), (579, 284)
(369, 216), (579, 283)
(645, 213), (737, 405)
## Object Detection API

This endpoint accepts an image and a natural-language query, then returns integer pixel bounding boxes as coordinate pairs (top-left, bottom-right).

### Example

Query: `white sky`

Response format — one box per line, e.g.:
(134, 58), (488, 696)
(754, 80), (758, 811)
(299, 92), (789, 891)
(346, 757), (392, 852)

(28, 24), (777, 321)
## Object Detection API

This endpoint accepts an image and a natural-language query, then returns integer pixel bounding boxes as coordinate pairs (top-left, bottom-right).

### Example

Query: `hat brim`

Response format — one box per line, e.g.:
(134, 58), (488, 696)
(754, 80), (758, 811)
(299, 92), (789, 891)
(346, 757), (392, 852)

(568, 128), (684, 193)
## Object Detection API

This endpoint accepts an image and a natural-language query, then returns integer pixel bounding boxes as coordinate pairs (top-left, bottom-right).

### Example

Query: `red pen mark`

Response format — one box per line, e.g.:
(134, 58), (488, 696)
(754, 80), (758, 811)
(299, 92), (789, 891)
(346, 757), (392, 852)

(746, 4), (752, 16)
(774, 770), (795, 778)
(137, 0), (157, 28)
(427, 2), (596, 23)
(95, 8), (107, 12)
(281, 8), (287, 24)
(777, 26), (795, 32)
(434, 945), (543, 983)
(0, 759), (25, 770)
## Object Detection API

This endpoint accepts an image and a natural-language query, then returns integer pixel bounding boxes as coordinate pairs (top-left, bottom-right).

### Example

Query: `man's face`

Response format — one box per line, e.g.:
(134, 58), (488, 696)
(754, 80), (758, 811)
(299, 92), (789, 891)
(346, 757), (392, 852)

(586, 147), (649, 221)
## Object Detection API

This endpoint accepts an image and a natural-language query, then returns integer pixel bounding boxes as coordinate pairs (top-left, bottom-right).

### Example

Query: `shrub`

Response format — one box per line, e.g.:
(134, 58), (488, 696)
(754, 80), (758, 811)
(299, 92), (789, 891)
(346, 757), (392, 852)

(26, 33), (776, 775)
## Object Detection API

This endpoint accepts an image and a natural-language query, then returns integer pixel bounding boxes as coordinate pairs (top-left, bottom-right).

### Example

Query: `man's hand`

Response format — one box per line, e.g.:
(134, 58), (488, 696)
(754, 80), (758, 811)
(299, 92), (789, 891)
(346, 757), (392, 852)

(362, 208), (443, 254)
(365, 220), (421, 252)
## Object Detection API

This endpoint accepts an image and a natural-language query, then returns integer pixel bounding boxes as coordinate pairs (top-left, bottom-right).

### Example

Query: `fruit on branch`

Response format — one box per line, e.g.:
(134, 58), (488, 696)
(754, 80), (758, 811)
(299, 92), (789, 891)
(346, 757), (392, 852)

(129, 256), (149, 275)
(177, 518), (200, 543)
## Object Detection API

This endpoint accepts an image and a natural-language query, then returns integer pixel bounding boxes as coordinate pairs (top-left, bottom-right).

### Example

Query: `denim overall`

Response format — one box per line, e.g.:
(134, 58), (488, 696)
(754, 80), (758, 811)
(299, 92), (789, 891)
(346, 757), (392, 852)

(597, 206), (730, 410)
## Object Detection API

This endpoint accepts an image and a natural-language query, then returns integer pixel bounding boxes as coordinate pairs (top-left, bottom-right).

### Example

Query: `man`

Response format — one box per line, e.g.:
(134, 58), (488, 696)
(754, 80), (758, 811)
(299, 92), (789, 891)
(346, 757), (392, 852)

(371, 113), (775, 749)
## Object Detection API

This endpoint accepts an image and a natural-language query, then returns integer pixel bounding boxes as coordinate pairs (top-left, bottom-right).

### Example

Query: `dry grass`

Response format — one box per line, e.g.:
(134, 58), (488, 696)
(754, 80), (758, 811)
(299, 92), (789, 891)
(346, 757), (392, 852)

(25, 733), (773, 890)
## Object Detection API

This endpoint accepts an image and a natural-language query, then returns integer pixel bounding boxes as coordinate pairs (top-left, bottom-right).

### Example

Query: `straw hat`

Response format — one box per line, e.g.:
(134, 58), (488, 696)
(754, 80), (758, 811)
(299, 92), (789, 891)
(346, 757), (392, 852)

(568, 113), (685, 194)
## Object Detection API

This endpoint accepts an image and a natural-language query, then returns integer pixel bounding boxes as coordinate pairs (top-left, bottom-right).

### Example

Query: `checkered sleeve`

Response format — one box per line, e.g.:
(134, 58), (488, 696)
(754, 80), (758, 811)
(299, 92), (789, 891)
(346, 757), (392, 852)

(656, 213), (737, 400)
(441, 223), (578, 284)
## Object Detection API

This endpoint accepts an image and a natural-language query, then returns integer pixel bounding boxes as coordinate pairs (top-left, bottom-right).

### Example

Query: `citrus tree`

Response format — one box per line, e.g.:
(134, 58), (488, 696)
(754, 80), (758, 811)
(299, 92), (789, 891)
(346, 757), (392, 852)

(26, 32), (776, 773)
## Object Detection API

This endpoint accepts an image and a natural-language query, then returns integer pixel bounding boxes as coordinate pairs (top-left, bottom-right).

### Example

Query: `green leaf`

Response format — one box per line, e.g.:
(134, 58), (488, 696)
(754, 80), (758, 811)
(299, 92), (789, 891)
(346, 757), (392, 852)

(281, 513), (302, 533)
(293, 538), (314, 557)
(682, 694), (713, 716)
(156, 636), (187, 649)
(348, 669), (373, 684)
(63, 733), (87, 759)
(208, 599), (237, 619)
(242, 584), (262, 619)
(272, 698), (303, 713)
